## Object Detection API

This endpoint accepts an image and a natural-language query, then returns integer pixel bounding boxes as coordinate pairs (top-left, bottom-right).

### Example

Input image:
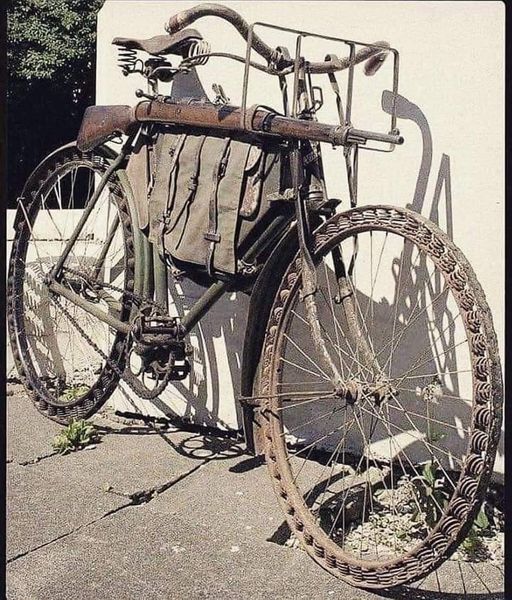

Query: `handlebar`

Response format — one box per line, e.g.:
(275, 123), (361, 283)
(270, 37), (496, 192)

(165, 3), (390, 76)
(307, 43), (390, 75)
(166, 3), (279, 64)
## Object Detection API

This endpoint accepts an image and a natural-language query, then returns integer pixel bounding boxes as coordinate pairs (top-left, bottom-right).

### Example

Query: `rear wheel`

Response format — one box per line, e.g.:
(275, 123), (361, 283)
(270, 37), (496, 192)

(8, 145), (136, 423)
(259, 206), (502, 588)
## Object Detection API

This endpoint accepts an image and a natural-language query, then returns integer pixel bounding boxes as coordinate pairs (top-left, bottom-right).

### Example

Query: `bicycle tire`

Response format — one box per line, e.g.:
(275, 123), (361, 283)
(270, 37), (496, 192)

(258, 205), (502, 589)
(8, 144), (136, 424)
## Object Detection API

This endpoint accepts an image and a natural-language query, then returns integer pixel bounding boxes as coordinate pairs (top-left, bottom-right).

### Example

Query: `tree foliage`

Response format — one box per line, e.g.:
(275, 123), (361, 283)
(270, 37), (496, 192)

(7, 0), (104, 202)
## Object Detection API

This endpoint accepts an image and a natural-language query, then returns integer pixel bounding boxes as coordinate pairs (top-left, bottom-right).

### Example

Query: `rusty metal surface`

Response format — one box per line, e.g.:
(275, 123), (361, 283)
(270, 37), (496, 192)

(165, 3), (279, 64)
(134, 100), (403, 146)
(259, 205), (503, 588)
(75, 99), (403, 154)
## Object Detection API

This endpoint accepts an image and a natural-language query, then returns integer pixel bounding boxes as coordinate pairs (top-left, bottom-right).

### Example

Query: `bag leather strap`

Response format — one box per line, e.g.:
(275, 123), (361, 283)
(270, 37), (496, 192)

(153, 132), (187, 256)
(166, 133), (207, 234)
(204, 137), (231, 275)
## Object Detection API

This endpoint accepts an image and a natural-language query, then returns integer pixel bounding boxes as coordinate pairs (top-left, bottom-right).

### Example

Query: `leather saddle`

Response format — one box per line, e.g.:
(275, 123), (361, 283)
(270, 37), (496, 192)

(112, 28), (202, 57)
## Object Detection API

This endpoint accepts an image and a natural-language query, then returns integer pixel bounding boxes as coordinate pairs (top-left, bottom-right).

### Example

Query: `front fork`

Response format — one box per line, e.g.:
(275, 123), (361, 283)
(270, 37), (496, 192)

(291, 143), (344, 393)
(292, 142), (382, 399)
(330, 245), (382, 377)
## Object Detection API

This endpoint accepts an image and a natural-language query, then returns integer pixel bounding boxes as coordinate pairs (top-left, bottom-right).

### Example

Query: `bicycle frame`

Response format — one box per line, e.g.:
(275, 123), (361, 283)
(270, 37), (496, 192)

(47, 135), (295, 340)
(43, 18), (404, 450)
(9, 6), (504, 589)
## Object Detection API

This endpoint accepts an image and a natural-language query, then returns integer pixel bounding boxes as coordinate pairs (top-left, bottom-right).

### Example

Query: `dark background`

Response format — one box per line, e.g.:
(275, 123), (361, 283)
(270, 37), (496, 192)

(7, 0), (104, 206)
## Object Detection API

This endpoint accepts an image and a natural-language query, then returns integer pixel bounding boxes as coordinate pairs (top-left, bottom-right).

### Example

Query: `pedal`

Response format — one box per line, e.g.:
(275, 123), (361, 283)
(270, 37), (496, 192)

(145, 356), (190, 381)
(140, 314), (180, 336)
(169, 359), (190, 381)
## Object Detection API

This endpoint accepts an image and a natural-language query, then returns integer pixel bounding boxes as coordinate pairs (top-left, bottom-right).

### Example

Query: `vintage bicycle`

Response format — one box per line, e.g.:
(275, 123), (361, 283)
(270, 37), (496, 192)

(7, 3), (503, 590)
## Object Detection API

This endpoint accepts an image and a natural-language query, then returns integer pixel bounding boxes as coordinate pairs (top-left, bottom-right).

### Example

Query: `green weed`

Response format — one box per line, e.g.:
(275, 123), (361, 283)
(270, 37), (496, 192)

(52, 419), (98, 455)
(58, 384), (89, 403)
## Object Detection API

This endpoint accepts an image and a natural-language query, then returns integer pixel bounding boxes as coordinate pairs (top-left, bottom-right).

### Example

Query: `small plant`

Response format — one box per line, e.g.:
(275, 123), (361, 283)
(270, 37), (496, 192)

(58, 384), (89, 403)
(410, 460), (451, 528)
(427, 428), (446, 444)
(461, 507), (489, 553)
(52, 419), (98, 455)
(461, 527), (481, 554)
(473, 506), (490, 530)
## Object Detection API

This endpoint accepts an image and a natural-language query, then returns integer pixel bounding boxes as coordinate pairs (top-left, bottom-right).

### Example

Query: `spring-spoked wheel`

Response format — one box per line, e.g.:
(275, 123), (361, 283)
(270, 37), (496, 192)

(8, 145), (136, 423)
(258, 206), (502, 589)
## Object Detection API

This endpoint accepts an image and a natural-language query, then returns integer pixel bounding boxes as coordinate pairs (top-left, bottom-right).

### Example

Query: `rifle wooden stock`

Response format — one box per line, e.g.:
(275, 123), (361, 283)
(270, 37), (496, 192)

(134, 100), (350, 145)
(77, 105), (139, 151)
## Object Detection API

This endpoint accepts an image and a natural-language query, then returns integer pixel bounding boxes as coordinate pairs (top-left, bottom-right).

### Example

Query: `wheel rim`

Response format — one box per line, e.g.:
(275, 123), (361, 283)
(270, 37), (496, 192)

(262, 206), (501, 587)
(9, 149), (134, 416)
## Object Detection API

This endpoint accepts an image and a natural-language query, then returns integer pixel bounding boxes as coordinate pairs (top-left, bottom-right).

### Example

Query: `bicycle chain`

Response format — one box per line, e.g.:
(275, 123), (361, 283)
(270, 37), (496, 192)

(62, 265), (167, 315)
(48, 267), (177, 401)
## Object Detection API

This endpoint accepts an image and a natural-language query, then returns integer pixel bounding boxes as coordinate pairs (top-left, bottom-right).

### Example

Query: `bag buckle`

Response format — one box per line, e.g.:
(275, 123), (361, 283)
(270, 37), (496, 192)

(204, 231), (221, 243)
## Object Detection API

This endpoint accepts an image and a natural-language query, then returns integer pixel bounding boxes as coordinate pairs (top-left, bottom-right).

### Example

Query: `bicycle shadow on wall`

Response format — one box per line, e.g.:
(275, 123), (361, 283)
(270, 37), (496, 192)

(263, 93), (502, 596)
(278, 237), (474, 469)
(145, 88), (502, 470)
(381, 90), (502, 470)
(269, 94), (492, 491)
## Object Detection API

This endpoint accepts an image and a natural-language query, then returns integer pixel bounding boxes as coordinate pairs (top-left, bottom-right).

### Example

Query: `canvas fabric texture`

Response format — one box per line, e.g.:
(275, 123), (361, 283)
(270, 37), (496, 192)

(142, 128), (285, 275)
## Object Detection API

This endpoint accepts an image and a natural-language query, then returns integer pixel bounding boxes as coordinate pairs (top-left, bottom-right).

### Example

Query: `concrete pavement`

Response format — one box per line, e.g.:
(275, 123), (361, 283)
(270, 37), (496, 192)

(6, 384), (504, 600)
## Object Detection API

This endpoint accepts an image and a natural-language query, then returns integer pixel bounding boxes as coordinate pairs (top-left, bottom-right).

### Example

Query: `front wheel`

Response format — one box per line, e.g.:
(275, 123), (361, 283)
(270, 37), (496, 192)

(258, 205), (502, 589)
(8, 144), (136, 423)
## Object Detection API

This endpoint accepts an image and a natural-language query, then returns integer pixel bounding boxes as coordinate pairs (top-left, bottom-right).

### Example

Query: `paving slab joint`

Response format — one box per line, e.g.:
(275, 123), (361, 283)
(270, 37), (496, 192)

(8, 447), (222, 565)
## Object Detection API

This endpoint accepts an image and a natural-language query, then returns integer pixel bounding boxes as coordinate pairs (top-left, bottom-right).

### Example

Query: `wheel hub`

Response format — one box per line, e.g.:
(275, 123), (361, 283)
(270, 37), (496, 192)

(334, 379), (397, 407)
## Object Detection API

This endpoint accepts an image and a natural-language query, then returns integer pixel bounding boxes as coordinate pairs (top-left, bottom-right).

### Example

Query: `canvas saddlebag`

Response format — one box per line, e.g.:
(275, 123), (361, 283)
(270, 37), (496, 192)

(141, 127), (289, 276)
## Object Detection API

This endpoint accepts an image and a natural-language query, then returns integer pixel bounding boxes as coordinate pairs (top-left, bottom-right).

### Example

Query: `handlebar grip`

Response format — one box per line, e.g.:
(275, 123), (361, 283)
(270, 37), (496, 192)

(307, 41), (390, 74)
(165, 3), (279, 64)
(363, 50), (388, 76)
